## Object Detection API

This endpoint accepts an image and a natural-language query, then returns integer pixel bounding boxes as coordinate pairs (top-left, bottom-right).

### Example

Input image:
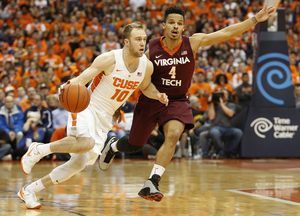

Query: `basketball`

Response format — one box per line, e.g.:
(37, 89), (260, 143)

(59, 83), (90, 113)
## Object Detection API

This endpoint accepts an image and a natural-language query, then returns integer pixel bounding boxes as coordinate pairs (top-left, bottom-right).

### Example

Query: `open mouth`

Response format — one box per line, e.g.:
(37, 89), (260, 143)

(171, 30), (178, 36)
(139, 48), (144, 52)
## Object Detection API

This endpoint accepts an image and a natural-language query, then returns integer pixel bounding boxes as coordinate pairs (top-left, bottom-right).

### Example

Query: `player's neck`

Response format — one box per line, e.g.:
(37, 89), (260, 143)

(122, 48), (139, 72)
(162, 36), (182, 51)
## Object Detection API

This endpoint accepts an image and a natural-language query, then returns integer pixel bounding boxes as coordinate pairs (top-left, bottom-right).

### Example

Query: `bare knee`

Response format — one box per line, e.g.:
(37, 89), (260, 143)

(165, 129), (182, 147)
(76, 138), (95, 153)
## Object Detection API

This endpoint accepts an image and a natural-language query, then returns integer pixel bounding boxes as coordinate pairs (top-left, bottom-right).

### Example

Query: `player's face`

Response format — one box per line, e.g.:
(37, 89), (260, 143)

(128, 28), (147, 57)
(163, 14), (185, 41)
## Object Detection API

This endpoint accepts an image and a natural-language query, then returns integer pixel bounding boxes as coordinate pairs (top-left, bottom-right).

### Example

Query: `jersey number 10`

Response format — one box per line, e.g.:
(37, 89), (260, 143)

(111, 89), (130, 102)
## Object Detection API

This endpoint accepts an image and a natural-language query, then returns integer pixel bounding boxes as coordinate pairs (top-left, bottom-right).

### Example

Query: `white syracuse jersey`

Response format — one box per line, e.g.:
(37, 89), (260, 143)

(88, 49), (147, 117)
(68, 49), (147, 159)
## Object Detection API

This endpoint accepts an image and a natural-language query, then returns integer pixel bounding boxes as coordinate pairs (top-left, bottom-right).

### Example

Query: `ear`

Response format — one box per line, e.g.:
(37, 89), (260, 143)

(124, 38), (129, 47)
(162, 22), (166, 30)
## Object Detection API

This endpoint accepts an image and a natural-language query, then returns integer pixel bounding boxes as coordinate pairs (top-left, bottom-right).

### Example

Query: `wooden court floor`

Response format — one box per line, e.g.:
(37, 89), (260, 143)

(2, 158), (300, 216)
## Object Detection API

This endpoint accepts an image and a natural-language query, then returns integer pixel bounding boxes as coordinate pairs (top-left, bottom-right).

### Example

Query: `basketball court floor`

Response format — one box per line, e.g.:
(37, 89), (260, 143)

(1, 158), (300, 215)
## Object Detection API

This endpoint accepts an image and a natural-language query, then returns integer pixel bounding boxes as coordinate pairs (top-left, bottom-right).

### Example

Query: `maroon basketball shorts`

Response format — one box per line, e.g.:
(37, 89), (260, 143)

(128, 97), (194, 146)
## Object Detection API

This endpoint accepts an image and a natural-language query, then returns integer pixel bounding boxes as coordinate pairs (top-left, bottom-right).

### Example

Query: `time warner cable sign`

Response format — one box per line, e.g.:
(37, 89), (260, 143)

(251, 117), (299, 139)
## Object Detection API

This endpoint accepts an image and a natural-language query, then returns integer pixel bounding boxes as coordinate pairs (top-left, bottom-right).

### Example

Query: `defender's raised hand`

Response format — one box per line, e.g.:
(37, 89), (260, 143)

(254, 5), (276, 23)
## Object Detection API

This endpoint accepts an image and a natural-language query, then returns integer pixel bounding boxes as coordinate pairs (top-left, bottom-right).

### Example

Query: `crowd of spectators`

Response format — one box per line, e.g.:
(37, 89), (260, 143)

(0, 0), (300, 160)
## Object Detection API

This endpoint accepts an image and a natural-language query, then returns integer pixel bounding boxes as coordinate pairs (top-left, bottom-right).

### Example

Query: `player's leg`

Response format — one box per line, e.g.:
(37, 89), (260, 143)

(138, 119), (185, 202)
(138, 99), (194, 202)
(18, 152), (91, 209)
(99, 100), (158, 171)
(21, 108), (96, 175)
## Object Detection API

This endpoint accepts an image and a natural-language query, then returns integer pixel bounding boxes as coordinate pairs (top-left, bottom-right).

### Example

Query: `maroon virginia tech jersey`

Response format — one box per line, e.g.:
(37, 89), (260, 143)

(146, 35), (195, 100)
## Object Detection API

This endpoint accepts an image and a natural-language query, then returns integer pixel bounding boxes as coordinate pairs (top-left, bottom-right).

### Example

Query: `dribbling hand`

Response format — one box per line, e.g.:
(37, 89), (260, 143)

(157, 93), (169, 106)
(58, 80), (71, 98)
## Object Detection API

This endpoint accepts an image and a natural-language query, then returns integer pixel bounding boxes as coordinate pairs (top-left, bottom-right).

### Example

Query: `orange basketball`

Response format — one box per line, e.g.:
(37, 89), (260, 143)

(59, 83), (90, 113)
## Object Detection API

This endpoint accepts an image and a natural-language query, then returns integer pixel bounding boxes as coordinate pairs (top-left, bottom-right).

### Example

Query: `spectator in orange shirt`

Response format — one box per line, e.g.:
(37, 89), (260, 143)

(20, 4), (34, 28)
(214, 61), (233, 85)
(19, 86), (48, 112)
(23, 61), (41, 88)
(50, 14), (65, 33)
(187, 71), (212, 112)
(20, 45), (34, 63)
(52, 35), (72, 62)
(207, 6), (218, 22)
(33, 39), (47, 61)
(25, 16), (47, 36)
(39, 46), (63, 75)
(194, 1), (209, 17)
(63, 15), (83, 34)
(214, 74), (234, 92)
(89, 17), (102, 35)
(0, 44), (15, 65)
(101, 32), (121, 53)
(213, 11), (229, 31)
(227, 9), (239, 25)
(73, 40), (93, 68)
(8, 67), (22, 89)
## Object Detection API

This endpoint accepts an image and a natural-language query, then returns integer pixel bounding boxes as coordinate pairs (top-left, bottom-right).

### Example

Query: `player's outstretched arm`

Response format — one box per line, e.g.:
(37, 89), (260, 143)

(140, 60), (169, 106)
(190, 5), (276, 50)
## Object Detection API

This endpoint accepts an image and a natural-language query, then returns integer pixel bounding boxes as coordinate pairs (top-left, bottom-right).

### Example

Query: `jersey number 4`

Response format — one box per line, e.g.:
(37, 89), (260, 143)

(169, 66), (176, 79)
(111, 89), (129, 102)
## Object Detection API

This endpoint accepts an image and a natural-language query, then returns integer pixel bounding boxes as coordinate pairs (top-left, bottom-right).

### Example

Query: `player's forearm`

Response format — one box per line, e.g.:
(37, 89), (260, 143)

(219, 16), (258, 42)
(141, 83), (161, 100)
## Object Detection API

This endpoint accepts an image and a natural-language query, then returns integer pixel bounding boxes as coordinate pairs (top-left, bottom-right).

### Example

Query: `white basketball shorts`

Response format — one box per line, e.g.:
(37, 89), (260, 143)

(67, 105), (113, 165)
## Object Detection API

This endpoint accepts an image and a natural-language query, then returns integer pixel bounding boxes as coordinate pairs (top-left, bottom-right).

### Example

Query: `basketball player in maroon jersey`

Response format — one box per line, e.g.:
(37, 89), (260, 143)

(100, 5), (275, 202)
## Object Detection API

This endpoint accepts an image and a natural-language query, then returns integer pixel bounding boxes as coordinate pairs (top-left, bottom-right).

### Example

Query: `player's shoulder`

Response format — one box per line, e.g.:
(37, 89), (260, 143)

(95, 50), (116, 64)
(149, 36), (163, 47)
(145, 58), (154, 73)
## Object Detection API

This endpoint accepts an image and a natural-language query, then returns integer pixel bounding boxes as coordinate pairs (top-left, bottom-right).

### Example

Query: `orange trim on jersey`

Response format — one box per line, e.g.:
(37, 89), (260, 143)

(160, 37), (183, 56)
(91, 73), (104, 92)
(71, 113), (77, 126)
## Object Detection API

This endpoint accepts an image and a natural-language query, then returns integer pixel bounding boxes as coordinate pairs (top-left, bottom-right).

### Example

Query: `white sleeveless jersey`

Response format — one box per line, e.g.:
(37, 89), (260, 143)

(88, 49), (147, 116)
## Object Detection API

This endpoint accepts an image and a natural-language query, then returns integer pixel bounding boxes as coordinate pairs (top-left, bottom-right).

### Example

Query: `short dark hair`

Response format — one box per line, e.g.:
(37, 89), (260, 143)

(242, 72), (248, 78)
(216, 74), (228, 85)
(164, 6), (185, 22)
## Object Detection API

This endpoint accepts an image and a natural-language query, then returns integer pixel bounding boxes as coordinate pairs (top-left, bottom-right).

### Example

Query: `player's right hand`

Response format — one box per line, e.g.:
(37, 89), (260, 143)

(157, 93), (169, 106)
(58, 80), (70, 98)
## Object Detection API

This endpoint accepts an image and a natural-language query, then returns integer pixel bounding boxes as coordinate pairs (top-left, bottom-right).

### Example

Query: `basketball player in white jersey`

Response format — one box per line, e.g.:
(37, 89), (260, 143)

(17, 22), (168, 209)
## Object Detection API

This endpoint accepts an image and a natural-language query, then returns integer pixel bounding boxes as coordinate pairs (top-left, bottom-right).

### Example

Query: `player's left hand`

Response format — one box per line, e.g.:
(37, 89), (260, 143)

(112, 109), (122, 124)
(255, 4), (276, 22)
(157, 93), (168, 106)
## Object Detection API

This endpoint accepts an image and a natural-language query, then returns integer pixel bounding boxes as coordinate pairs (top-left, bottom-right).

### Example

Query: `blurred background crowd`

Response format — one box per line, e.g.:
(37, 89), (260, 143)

(0, 0), (300, 161)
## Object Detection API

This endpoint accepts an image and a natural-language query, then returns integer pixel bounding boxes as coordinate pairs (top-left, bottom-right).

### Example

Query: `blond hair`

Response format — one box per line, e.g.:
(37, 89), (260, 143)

(122, 22), (146, 40)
